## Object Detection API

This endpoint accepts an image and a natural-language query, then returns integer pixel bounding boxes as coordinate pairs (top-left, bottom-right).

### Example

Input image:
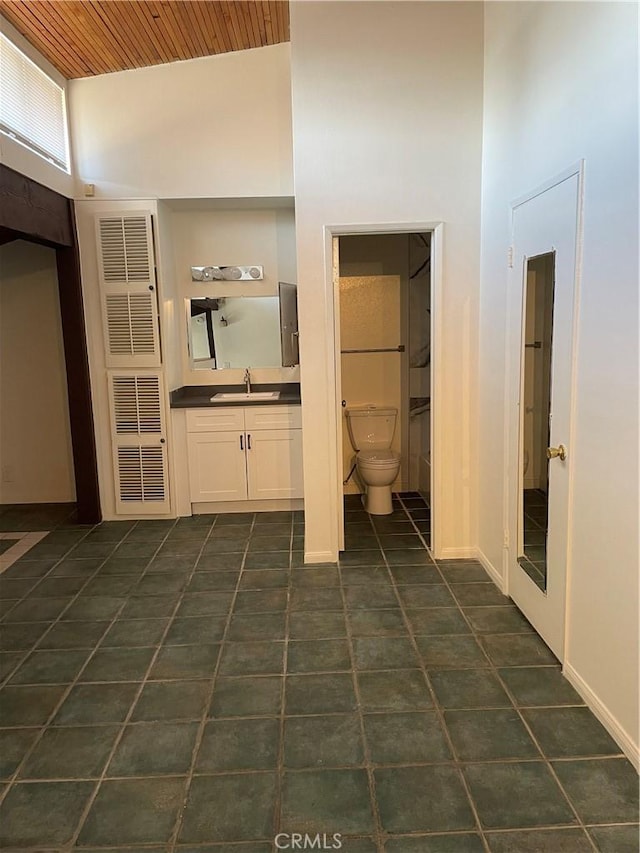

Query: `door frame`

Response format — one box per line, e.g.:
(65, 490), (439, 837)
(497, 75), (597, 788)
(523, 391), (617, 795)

(503, 162), (585, 658)
(326, 221), (444, 556)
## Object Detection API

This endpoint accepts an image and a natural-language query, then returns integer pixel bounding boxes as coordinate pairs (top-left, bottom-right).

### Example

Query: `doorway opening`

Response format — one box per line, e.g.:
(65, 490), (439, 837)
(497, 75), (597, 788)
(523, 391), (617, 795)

(0, 165), (101, 527)
(331, 224), (441, 556)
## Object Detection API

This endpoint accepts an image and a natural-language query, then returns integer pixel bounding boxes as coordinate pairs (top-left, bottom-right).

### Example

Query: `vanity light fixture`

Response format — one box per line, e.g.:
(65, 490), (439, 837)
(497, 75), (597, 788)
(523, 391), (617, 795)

(191, 265), (264, 282)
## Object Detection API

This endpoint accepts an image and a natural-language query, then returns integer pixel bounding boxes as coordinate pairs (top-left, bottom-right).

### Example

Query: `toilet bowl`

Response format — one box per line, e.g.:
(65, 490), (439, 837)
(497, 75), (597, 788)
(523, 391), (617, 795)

(345, 405), (401, 515)
(356, 448), (401, 514)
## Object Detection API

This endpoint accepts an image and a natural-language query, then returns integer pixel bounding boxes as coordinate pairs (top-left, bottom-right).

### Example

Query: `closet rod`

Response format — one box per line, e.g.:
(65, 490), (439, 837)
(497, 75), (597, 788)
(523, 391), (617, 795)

(341, 345), (405, 354)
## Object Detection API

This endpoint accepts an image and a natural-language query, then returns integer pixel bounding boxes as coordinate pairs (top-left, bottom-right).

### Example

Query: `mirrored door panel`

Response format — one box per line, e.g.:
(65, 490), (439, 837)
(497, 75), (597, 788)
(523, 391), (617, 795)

(508, 168), (581, 660)
(519, 252), (555, 592)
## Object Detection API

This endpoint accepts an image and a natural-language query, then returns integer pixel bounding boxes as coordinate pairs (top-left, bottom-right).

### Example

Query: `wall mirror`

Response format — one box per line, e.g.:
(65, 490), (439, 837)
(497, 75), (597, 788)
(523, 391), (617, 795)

(518, 252), (555, 592)
(187, 285), (298, 370)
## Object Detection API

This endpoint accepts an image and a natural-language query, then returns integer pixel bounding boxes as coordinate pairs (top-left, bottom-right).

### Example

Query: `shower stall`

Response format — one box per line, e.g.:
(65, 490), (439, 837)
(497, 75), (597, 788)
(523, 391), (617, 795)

(407, 233), (431, 501)
(337, 232), (432, 535)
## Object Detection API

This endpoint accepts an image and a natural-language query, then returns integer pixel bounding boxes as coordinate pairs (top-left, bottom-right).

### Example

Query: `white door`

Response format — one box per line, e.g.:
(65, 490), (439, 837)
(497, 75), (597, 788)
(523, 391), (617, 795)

(247, 429), (304, 500)
(507, 167), (583, 660)
(187, 431), (247, 502)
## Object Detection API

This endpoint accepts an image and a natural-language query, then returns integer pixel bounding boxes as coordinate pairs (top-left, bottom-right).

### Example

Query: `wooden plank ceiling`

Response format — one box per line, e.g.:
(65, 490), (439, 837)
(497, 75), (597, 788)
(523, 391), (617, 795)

(0, 1), (290, 78)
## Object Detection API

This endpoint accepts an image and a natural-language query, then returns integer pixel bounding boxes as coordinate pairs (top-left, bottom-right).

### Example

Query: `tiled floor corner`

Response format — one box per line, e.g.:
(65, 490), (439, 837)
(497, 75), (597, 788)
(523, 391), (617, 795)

(0, 497), (637, 852)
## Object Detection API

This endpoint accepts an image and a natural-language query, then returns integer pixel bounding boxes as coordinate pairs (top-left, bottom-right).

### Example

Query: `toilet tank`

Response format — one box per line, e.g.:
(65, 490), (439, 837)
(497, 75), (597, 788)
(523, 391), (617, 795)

(346, 405), (397, 451)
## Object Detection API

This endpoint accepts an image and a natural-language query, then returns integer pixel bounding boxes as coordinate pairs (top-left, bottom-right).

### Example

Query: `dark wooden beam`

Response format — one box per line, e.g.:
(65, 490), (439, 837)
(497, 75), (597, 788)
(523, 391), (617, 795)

(0, 226), (19, 245)
(0, 165), (73, 247)
(55, 207), (102, 524)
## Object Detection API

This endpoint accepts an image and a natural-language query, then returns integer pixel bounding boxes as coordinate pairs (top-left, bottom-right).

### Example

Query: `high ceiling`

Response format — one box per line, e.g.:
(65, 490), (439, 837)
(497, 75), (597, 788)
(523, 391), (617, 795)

(0, 1), (290, 79)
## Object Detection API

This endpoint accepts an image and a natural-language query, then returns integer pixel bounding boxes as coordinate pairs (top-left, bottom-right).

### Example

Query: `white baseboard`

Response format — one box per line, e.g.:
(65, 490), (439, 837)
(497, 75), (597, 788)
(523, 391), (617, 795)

(475, 547), (506, 593)
(437, 546), (477, 560)
(563, 662), (639, 770)
(303, 550), (337, 565)
(424, 543), (506, 593)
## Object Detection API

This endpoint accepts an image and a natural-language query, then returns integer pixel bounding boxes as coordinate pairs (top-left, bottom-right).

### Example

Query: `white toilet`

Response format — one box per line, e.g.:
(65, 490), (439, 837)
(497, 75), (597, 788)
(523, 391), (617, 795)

(345, 405), (401, 515)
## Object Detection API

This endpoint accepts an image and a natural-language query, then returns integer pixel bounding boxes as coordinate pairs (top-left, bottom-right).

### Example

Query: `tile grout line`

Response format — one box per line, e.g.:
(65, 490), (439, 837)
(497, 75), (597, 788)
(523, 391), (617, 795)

(0, 520), (159, 654)
(335, 556), (386, 853)
(487, 664), (601, 851)
(59, 516), (198, 850)
(1, 503), (634, 850)
(6, 749), (630, 785)
(2, 523), (155, 642)
(167, 512), (260, 850)
(421, 541), (599, 846)
(271, 514), (295, 850)
(0, 525), (106, 682)
(433, 563), (594, 847)
(372, 495), (492, 853)
(0, 531), (49, 574)
(0, 524), (154, 806)
(55, 519), (226, 847)
(1, 521), (199, 827)
(394, 493), (433, 558)
(393, 496), (599, 851)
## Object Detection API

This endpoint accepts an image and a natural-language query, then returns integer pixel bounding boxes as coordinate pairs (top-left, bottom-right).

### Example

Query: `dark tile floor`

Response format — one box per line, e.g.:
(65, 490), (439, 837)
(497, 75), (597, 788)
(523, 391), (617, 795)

(0, 503), (77, 533)
(0, 498), (637, 852)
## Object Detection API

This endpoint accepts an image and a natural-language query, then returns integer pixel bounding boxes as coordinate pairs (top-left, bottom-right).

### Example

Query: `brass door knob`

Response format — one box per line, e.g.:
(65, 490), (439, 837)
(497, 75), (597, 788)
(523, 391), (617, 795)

(546, 444), (567, 461)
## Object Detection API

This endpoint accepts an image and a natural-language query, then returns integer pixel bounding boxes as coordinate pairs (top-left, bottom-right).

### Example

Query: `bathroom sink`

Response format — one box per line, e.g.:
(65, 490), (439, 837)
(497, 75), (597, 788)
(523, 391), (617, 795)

(211, 391), (281, 402)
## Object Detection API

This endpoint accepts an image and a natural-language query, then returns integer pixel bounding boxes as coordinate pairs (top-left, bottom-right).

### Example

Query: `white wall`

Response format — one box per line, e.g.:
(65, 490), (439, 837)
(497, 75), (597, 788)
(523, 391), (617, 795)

(290, 1), (483, 560)
(0, 240), (75, 503)
(478, 2), (639, 758)
(68, 44), (293, 199)
(0, 16), (74, 197)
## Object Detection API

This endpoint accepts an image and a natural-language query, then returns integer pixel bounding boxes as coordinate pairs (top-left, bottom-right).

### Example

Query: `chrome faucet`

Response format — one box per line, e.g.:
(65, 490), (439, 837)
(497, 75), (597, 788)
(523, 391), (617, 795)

(244, 368), (251, 394)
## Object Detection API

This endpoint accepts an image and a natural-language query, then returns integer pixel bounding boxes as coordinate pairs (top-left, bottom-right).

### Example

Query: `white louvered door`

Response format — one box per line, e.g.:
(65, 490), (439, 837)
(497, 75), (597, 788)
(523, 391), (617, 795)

(108, 371), (170, 514)
(96, 214), (161, 367)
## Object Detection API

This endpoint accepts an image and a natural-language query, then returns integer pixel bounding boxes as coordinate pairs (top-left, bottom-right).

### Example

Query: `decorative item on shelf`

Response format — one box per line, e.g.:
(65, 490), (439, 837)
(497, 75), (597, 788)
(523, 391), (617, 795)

(191, 265), (264, 282)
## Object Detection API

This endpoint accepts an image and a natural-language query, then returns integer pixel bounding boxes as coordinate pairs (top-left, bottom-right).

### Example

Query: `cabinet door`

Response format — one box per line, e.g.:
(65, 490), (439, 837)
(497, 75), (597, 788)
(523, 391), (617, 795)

(96, 213), (161, 368)
(108, 371), (170, 515)
(187, 431), (247, 502)
(246, 429), (304, 500)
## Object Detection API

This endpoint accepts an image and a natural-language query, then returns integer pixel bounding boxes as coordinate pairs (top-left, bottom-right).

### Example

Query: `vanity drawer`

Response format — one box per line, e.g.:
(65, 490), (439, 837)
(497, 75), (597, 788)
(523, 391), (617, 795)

(186, 407), (245, 433)
(244, 405), (302, 431)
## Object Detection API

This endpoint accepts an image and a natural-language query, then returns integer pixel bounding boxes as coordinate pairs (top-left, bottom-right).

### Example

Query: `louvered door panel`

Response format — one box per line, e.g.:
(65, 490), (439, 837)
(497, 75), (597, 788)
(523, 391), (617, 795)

(96, 212), (161, 367)
(97, 215), (154, 287)
(110, 374), (163, 435)
(108, 371), (170, 515)
(104, 293), (159, 363)
(117, 446), (167, 506)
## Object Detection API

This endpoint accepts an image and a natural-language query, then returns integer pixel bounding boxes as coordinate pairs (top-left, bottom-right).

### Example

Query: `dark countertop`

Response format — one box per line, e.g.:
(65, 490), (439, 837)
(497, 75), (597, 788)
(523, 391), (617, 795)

(170, 383), (301, 409)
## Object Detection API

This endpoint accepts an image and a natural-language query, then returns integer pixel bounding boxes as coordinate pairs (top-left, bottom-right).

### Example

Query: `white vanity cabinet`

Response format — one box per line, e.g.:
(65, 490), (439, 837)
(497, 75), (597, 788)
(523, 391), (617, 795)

(186, 405), (303, 503)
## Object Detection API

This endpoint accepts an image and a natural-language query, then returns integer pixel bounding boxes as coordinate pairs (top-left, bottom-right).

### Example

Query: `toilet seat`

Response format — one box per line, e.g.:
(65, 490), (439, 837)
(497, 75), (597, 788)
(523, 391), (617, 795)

(357, 449), (401, 467)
